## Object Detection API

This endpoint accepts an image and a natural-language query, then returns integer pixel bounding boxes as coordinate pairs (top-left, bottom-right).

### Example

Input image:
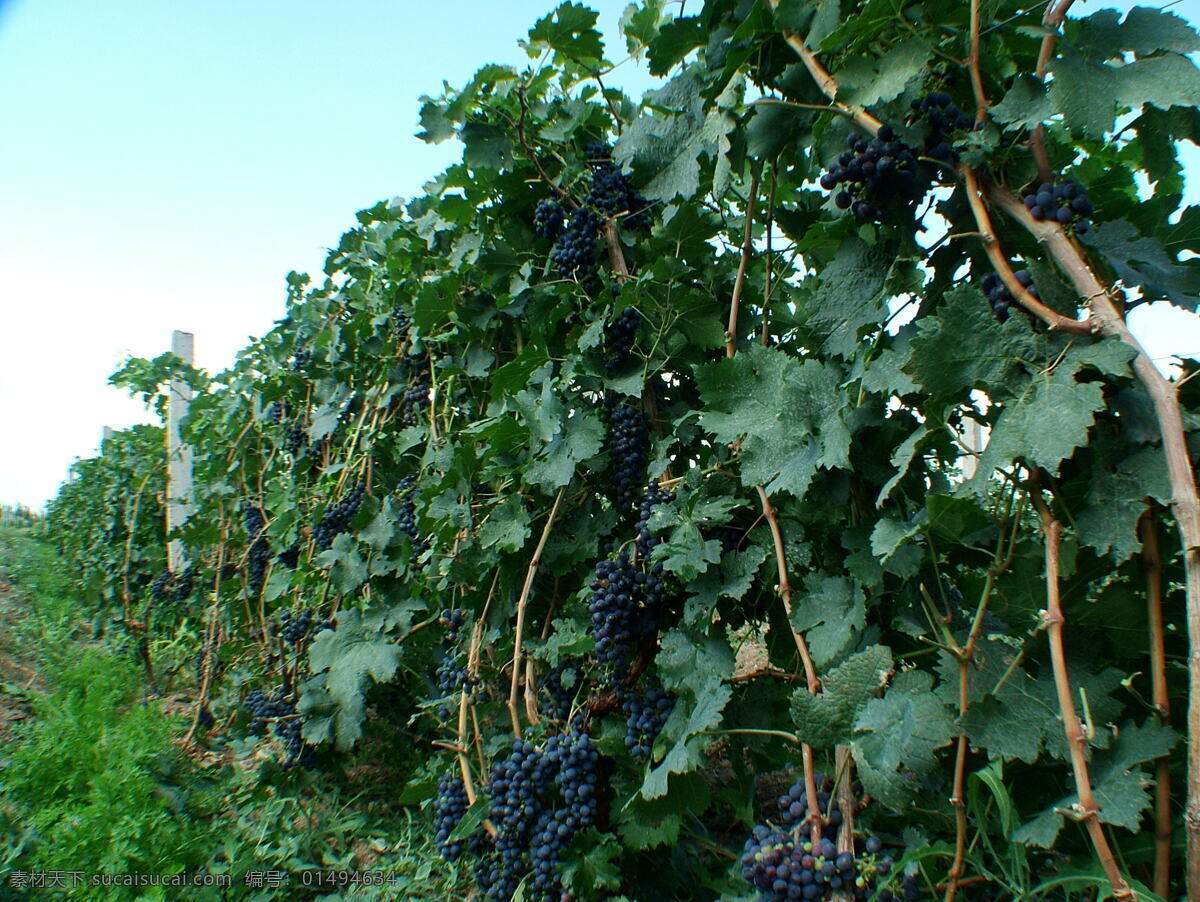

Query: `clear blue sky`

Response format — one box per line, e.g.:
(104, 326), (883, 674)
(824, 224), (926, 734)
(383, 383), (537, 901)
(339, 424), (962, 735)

(0, 0), (1197, 509)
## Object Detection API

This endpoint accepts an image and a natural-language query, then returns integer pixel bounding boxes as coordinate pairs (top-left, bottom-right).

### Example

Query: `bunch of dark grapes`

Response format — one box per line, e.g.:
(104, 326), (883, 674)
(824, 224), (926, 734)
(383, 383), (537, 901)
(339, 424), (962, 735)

(291, 349), (312, 372)
(244, 689), (316, 769)
(150, 567), (194, 604)
(243, 502), (271, 594)
(533, 198), (566, 241)
(621, 680), (674, 760)
(266, 400), (289, 423)
(526, 728), (601, 900)
(605, 397), (649, 508)
(604, 306), (641, 375)
(434, 772), (470, 862)
(587, 551), (672, 675)
(173, 566), (194, 603)
(541, 659), (584, 723)
(477, 736), (558, 901)
(391, 307), (411, 340)
(584, 141), (651, 232)
(820, 126), (924, 223)
(398, 362), (431, 428)
(550, 205), (602, 279)
(284, 420), (307, 456)
(476, 728), (601, 902)
(312, 481), (366, 551)
(980, 269), (1039, 323)
(635, 481), (675, 560)
(149, 569), (172, 603)
(277, 542), (301, 570)
(909, 91), (974, 165)
(397, 475), (430, 559)
(280, 609), (313, 645)
(1021, 179), (1093, 234)
(739, 775), (920, 900)
(436, 608), (474, 715)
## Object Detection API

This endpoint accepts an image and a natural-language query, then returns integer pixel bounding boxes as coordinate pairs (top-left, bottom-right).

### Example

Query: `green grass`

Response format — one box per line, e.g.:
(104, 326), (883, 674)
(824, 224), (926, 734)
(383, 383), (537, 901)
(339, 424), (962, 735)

(0, 526), (472, 900)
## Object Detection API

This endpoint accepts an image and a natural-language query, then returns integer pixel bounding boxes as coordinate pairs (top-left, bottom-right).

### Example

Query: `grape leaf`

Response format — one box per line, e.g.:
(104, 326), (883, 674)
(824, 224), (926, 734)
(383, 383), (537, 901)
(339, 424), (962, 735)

(962, 663), (1125, 764)
(1080, 219), (1200, 311)
(695, 345), (851, 498)
(1050, 47), (1200, 138)
(790, 644), (893, 748)
(527, 2), (605, 64)
(991, 76), (1054, 130)
(789, 573), (865, 668)
(306, 608), (403, 750)
(836, 37), (929, 108)
(1014, 720), (1177, 847)
(852, 670), (956, 809)
(641, 630), (734, 799)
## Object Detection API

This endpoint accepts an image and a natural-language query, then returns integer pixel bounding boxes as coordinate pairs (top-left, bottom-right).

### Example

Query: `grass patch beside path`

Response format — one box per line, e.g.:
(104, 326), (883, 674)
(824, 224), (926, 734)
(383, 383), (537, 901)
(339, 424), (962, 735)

(0, 526), (471, 901)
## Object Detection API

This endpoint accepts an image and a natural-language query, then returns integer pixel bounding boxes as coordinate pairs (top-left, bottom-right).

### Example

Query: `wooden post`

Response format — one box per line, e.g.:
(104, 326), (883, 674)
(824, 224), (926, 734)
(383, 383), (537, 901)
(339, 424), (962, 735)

(166, 331), (194, 572)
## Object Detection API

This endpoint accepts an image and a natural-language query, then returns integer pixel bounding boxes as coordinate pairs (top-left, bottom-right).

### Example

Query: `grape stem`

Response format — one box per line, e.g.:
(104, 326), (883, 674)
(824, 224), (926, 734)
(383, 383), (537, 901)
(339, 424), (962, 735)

(992, 184), (1200, 897)
(184, 509), (226, 747)
(507, 486), (566, 738)
(1029, 0), (1078, 183)
(724, 162), (827, 840)
(1031, 484), (1135, 901)
(1140, 506), (1173, 897)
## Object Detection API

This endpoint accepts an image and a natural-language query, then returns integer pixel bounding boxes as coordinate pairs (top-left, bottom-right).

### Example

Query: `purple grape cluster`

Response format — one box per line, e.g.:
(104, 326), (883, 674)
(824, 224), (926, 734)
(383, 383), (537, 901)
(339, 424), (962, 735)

(475, 728), (602, 902)
(397, 355), (431, 428)
(149, 566), (193, 604)
(820, 125), (923, 223)
(244, 688), (317, 770)
(604, 306), (641, 375)
(397, 474), (430, 563)
(280, 609), (313, 646)
(980, 269), (1038, 323)
(635, 480), (675, 561)
(434, 771), (470, 862)
(910, 91), (974, 164)
(1022, 179), (1093, 234)
(540, 659), (584, 723)
(740, 776), (921, 901)
(243, 502), (271, 594)
(267, 400), (289, 423)
(587, 551), (671, 675)
(621, 680), (674, 760)
(550, 205), (602, 279)
(584, 141), (650, 232)
(605, 397), (649, 507)
(313, 481), (365, 551)
(284, 420), (307, 456)
(533, 198), (566, 240)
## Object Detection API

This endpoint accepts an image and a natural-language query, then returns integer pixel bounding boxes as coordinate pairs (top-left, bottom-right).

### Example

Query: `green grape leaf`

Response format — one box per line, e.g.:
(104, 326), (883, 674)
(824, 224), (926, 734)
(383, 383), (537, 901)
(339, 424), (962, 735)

(991, 75), (1054, 130)
(1080, 220), (1200, 311)
(1014, 720), (1177, 847)
(790, 644), (893, 748)
(1050, 47), (1200, 138)
(962, 664), (1125, 763)
(789, 573), (865, 668)
(479, 497), (532, 552)
(695, 345), (850, 498)
(852, 670), (957, 809)
(306, 608), (403, 750)
(836, 37), (929, 108)
(527, 2), (605, 64)
(1069, 7), (1200, 58)
(641, 630), (734, 799)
